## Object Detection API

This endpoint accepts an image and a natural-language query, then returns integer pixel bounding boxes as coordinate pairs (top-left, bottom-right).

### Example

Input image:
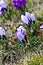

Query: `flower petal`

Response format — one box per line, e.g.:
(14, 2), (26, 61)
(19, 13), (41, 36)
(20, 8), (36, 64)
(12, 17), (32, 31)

(40, 24), (43, 29)
(25, 12), (31, 21)
(21, 15), (29, 25)
(31, 13), (35, 22)
(0, 27), (6, 36)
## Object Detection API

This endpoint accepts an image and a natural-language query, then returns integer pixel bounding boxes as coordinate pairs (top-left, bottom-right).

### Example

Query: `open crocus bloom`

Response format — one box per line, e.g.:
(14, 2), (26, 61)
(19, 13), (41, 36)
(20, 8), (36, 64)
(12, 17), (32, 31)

(0, 0), (7, 15)
(12, 0), (26, 10)
(21, 15), (29, 25)
(0, 27), (6, 39)
(40, 24), (43, 29)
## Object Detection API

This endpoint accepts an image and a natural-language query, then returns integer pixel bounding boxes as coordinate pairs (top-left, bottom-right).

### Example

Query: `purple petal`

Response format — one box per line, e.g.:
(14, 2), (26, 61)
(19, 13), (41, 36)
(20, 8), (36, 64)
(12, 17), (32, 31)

(40, 24), (43, 29)
(13, 0), (26, 10)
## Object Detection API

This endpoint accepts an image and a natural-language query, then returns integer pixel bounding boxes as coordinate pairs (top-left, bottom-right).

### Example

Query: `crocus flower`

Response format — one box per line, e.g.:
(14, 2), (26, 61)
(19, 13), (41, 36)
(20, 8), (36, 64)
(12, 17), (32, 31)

(0, 27), (6, 39)
(17, 26), (27, 42)
(13, 0), (22, 10)
(0, 0), (7, 15)
(40, 24), (43, 29)
(15, 26), (27, 43)
(12, 0), (26, 10)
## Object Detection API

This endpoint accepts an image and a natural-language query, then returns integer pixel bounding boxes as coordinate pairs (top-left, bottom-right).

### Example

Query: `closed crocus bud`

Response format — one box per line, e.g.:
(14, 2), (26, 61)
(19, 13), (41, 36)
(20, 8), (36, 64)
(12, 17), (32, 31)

(40, 24), (43, 29)
(0, 27), (6, 39)
(17, 26), (26, 36)
(0, 0), (7, 15)
(25, 12), (31, 21)
(21, 15), (29, 25)
(31, 13), (35, 23)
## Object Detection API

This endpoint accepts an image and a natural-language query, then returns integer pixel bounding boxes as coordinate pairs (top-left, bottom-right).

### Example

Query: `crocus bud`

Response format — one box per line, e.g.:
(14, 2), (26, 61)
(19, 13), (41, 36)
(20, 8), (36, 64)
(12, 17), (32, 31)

(21, 15), (29, 25)
(25, 12), (31, 21)
(31, 13), (35, 23)
(0, 27), (6, 39)
(40, 24), (43, 29)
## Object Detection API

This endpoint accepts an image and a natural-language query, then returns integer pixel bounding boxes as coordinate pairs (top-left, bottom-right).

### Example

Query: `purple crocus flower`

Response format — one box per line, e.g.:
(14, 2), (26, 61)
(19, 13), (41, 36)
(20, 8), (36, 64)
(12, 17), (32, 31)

(13, 0), (26, 10)
(13, 0), (22, 10)
(15, 26), (27, 43)
(0, 0), (7, 15)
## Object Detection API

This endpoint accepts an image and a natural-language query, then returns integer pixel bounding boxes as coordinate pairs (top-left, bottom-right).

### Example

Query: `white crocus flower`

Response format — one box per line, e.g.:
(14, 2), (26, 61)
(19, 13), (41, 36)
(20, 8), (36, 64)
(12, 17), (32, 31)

(25, 12), (31, 21)
(21, 15), (29, 25)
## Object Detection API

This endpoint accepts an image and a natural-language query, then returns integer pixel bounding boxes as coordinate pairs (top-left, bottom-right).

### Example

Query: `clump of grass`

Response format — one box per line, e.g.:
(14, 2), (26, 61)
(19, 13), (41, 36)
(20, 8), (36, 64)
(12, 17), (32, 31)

(28, 55), (43, 65)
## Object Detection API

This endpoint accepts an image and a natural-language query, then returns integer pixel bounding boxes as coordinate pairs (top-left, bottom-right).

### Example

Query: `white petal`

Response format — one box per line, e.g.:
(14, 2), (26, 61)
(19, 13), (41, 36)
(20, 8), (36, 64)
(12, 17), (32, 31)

(40, 25), (43, 29)
(0, 27), (6, 36)
(17, 26), (26, 32)
(0, 7), (2, 15)
(21, 15), (29, 25)
(25, 12), (31, 20)
(31, 13), (35, 21)
(0, 0), (7, 8)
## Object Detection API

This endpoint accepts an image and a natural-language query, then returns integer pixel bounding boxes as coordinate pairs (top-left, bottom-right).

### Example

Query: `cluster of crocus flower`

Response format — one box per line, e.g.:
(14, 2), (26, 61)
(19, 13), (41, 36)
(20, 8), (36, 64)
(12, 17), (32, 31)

(21, 12), (35, 28)
(15, 26), (27, 43)
(0, 0), (7, 15)
(12, 0), (26, 10)
(0, 27), (6, 40)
